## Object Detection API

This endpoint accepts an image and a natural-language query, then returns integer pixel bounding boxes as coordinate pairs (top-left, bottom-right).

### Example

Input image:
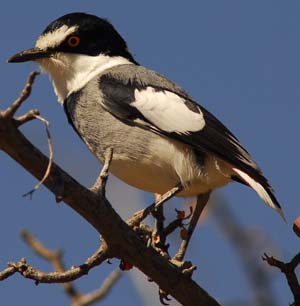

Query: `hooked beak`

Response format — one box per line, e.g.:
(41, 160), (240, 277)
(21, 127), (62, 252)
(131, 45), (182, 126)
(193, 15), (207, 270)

(7, 47), (51, 63)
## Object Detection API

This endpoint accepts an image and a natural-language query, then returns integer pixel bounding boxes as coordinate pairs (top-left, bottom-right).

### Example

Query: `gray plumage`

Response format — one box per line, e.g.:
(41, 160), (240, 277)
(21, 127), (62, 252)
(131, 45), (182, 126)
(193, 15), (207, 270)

(7, 12), (284, 219)
(64, 64), (279, 209)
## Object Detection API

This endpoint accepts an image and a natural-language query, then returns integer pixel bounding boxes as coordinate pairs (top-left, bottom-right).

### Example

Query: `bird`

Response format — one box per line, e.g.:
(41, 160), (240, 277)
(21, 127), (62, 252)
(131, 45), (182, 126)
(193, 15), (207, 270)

(8, 12), (284, 221)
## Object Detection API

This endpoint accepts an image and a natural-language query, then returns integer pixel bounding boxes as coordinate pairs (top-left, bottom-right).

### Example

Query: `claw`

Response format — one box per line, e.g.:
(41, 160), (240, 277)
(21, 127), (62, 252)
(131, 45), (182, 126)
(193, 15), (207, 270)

(55, 195), (64, 203)
(147, 237), (152, 248)
(183, 265), (197, 277)
(159, 289), (171, 305)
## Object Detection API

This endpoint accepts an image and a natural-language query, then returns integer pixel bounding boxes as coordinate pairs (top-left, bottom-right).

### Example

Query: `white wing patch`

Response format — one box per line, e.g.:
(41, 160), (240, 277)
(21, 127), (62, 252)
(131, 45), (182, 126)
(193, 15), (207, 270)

(132, 87), (205, 134)
(36, 25), (78, 50)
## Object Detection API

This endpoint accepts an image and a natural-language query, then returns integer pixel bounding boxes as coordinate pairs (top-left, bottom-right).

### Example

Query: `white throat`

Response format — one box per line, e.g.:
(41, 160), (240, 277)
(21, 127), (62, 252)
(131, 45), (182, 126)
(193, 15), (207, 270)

(37, 53), (132, 103)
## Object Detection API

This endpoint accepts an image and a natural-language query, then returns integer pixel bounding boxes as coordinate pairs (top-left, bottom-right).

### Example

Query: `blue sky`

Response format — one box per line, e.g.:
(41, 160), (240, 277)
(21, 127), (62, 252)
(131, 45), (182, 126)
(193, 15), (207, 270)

(1, 1), (299, 305)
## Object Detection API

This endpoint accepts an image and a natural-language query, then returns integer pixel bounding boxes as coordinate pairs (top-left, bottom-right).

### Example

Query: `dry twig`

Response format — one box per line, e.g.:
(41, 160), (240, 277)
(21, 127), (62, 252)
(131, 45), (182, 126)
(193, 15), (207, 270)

(263, 253), (300, 306)
(75, 270), (121, 306)
(21, 230), (120, 306)
(3, 71), (40, 117)
(15, 109), (40, 126)
(91, 148), (113, 197)
(0, 71), (53, 199)
(0, 72), (221, 306)
(0, 245), (109, 284)
(0, 266), (17, 281)
(22, 114), (53, 198)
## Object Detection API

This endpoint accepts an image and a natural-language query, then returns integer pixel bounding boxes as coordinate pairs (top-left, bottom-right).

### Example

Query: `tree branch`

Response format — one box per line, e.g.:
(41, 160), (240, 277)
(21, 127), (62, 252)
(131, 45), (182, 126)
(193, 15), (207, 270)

(21, 230), (120, 306)
(0, 266), (17, 281)
(263, 253), (300, 306)
(0, 244), (109, 284)
(0, 72), (221, 306)
(74, 270), (121, 306)
(3, 71), (40, 117)
(90, 147), (113, 197)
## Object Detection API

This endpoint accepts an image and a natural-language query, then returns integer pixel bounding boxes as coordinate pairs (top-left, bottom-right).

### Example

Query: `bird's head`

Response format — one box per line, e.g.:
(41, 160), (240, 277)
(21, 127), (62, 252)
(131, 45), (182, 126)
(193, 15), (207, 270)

(8, 12), (137, 102)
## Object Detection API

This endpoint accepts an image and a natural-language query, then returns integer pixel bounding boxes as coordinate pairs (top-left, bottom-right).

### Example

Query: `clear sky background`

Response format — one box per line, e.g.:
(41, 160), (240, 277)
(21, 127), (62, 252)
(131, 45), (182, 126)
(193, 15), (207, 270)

(0, 1), (299, 305)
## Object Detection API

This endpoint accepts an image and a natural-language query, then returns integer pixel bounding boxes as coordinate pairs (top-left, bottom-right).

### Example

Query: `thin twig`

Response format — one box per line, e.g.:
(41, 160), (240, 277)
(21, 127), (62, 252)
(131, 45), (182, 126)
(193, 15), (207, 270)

(262, 252), (300, 305)
(0, 266), (17, 281)
(91, 148), (113, 197)
(21, 230), (76, 295)
(21, 230), (61, 259)
(75, 270), (121, 306)
(291, 253), (300, 269)
(0, 245), (109, 284)
(174, 192), (210, 261)
(15, 109), (40, 127)
(22, 114), (53, 198)
(4, 71), (40, 117)
(20, 230), (120, 306)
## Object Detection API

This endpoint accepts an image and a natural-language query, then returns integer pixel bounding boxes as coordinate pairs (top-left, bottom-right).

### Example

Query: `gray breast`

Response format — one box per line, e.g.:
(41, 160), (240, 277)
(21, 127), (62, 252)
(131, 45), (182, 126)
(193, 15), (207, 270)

(65, 80), (157, 162)
(63, 76), (232, 196)
(64, 79), (193, 193)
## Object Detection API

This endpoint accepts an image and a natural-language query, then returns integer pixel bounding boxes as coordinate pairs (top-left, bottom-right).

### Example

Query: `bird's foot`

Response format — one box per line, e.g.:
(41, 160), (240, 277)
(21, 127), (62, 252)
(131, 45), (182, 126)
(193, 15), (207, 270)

(170, 259), (197, 277)
(174, 192), (210, 262)
(159, 288), (172, 305)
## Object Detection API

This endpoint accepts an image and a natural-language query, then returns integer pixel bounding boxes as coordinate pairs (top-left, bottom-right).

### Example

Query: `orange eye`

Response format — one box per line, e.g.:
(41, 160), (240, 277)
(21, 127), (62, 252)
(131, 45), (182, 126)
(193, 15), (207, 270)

(67, 36), (80, 47)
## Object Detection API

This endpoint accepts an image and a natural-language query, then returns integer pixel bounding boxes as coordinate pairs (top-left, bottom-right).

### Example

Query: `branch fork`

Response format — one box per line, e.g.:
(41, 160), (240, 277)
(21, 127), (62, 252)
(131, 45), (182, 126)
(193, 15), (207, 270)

(0, 71), (53, 198)
(263, 252), (300, 305)
(0, 72), (221, 306)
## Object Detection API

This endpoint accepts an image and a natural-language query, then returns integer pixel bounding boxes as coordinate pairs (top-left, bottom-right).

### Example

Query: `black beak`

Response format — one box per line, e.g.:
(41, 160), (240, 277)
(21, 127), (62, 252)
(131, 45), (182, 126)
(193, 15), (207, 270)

(7, 47), (51, 63)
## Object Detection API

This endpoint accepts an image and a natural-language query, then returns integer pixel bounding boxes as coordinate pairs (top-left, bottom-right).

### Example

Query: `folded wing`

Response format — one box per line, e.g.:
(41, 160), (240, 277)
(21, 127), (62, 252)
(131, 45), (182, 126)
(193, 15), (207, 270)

(98, 64), (283, 218)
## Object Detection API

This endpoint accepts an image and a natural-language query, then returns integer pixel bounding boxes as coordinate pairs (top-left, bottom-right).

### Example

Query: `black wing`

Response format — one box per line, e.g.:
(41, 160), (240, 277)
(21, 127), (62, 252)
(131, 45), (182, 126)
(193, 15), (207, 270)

(98, 64), (282, 212)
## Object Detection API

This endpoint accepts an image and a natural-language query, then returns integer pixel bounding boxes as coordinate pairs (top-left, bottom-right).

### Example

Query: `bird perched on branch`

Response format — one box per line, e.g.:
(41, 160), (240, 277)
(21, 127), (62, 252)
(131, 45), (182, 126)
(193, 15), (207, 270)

(8, 12), (284, 220)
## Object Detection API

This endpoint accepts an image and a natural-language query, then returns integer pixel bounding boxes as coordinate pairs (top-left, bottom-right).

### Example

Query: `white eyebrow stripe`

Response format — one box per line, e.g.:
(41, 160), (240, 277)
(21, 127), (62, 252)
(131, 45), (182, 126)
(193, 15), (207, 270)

(35, 25), (78, 49)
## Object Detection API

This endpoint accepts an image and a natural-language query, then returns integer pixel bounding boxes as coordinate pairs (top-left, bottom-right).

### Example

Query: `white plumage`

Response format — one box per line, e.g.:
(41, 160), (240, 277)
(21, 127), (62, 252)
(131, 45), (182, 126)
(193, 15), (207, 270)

(36, 25), (78, 50)
(133, 87), (205, 134)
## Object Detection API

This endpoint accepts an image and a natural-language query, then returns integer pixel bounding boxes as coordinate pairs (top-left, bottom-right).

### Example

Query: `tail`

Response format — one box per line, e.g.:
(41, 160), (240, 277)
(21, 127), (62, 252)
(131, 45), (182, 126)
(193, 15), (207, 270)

(232, 168), (286, 222)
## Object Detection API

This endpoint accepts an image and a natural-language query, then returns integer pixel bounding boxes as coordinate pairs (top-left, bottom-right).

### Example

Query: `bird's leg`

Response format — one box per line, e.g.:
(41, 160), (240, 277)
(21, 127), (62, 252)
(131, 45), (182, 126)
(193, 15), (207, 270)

(173, 192), (210, 262)
(151, 194), (169, 255)
(128, 182), (184, 227)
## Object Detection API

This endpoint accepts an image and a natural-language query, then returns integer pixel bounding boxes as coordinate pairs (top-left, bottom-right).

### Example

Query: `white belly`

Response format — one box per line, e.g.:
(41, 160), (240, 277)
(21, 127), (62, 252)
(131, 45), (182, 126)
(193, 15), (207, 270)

(108, 136), (233, 197)
(68, 96), (233, 197)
